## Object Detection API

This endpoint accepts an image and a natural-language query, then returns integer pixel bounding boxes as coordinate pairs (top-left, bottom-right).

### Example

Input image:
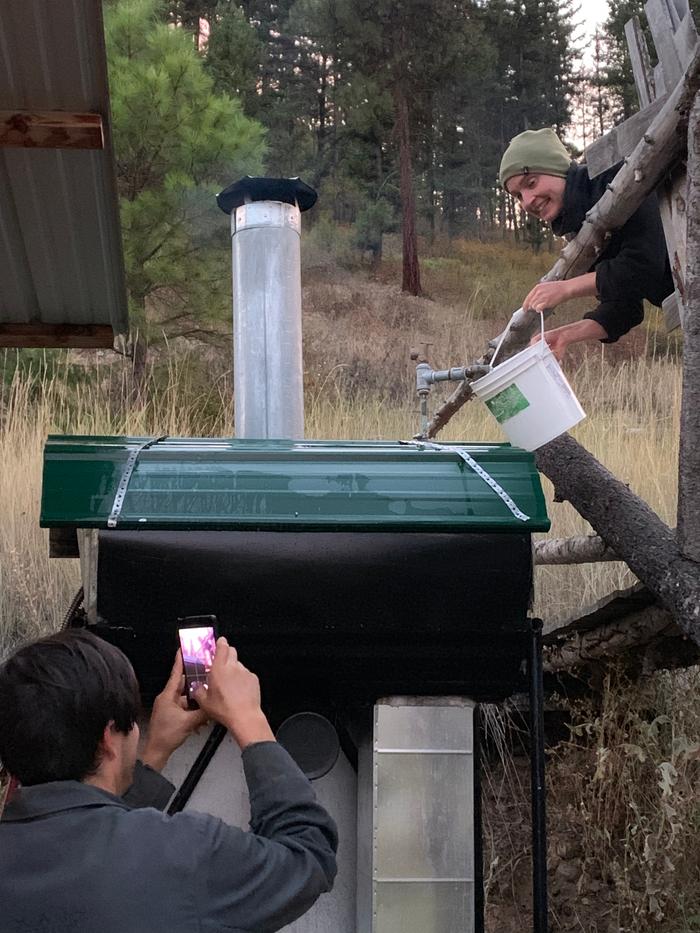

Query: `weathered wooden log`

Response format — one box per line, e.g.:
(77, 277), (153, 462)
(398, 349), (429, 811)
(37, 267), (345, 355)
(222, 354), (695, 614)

(534, 534), (618, 565)
(542, 583), (700, 681)
(535, 434), (700, 646)
(544, 606), (700, 680)
(545, 604), (677, 673)
(421, 46), (700, 440)
(678, 90), (700, 561)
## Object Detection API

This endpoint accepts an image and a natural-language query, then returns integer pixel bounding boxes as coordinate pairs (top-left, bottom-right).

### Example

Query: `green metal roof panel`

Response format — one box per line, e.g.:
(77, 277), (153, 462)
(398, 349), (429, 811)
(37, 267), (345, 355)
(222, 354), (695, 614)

(40, 436), (550, 532)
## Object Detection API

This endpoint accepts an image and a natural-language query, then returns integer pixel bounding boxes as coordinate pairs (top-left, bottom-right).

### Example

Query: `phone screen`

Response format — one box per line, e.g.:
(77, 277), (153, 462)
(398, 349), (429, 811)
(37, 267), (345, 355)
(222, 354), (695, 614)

(178, 624), (217, 707)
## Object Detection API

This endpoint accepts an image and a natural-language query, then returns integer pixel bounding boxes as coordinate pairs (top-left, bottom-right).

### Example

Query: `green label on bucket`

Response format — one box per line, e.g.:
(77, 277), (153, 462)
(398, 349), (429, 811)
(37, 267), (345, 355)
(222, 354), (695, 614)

(485, 384), (530, 423)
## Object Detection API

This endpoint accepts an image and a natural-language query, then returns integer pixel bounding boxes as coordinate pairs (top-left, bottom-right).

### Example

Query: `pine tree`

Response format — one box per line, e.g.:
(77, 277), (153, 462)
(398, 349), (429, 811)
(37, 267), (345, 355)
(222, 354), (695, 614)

(330, 0), (490, 292)
(105, 0), (265, 368)
(204, 3), (263, 116)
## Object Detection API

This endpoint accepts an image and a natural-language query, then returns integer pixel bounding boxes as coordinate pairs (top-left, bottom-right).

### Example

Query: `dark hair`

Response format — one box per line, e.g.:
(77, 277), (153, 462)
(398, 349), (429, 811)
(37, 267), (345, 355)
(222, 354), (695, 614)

(0, 629), (140, 785)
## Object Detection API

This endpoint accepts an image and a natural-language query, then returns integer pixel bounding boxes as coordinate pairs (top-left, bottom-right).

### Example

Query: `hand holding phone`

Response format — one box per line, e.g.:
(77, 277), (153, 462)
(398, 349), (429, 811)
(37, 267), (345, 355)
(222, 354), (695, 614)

(192, 637), (275, 749)
(140, 649), (209, 771)
(178, 616), (218, 709)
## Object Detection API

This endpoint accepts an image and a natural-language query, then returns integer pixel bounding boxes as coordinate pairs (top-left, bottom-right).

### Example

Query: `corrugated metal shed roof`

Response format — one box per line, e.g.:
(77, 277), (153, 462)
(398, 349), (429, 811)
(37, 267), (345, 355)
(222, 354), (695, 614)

(0, 0), (128, 347)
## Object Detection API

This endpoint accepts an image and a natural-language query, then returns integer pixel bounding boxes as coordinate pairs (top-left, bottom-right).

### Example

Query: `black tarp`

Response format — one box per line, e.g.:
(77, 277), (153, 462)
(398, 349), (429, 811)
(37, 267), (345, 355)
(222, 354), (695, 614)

(96, 530), (533, 704)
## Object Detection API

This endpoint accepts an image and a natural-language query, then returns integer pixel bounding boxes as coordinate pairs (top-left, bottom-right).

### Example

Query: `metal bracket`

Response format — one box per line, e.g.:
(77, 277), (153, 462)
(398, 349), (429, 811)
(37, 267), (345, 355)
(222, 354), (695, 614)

(107, 435), (168, 528)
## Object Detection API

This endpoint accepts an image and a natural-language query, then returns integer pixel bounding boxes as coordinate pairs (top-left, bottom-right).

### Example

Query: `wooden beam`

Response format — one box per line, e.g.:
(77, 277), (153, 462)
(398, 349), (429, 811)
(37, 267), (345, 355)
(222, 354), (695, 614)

(0, 111), (104, 150)
(674, 10), (699, 66)
(49, 528), (79, 559)
(534, 535), (618, 565)
(585, 94), (667, 178)
(663, 291), (684, 331)
(677, 89), (700, 561)
(0, 323), (114, 348)
(625, 15), (656, 107)
(666, 0), (685, 30)
(645, 0), (684, 90)
(658, 166), (689, 317)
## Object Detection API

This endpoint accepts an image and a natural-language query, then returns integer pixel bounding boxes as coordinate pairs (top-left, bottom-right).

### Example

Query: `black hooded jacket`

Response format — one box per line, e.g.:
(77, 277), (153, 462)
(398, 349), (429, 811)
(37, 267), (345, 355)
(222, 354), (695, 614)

(551, 163), (674, 342)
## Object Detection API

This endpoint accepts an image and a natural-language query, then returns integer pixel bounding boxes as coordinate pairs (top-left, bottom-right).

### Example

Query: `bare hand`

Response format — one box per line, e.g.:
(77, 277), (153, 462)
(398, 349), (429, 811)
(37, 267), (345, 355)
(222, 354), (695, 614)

(140, 651), (209, 771)
(523, 280), (572, 313)
(529, 319), (608, 362)
(529, 328), (570, 363)
(192, 637), (275, 750)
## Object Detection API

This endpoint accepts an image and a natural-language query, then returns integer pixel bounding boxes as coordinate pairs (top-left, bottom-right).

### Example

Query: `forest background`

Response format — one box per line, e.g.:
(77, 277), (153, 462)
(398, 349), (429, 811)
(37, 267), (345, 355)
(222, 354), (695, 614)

(104, 0), (700, 337)
(3, 0), (700, 930)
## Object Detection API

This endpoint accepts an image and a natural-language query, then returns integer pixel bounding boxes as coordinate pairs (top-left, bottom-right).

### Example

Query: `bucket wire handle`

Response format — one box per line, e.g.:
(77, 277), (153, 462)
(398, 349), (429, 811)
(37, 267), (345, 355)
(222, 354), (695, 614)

(489, 308), (545, 369)
(536, 308), (546, 357)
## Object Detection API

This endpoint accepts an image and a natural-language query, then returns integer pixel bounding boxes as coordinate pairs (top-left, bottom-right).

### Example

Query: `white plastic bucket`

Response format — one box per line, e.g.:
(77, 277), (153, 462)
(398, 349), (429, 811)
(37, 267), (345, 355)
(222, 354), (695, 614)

(471, 313), (585, 451)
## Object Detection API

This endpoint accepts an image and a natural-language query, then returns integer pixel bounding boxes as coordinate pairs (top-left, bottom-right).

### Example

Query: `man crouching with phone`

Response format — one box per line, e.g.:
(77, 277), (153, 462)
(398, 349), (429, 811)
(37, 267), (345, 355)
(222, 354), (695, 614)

(0, 630), (337, 932)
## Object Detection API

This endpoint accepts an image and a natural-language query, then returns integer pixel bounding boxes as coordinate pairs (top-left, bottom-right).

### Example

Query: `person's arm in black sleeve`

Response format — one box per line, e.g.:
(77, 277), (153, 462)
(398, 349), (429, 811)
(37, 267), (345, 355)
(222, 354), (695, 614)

(582, 298), (644, 343)
(584, 192), (671, 342)
(190, 741), (337, 932)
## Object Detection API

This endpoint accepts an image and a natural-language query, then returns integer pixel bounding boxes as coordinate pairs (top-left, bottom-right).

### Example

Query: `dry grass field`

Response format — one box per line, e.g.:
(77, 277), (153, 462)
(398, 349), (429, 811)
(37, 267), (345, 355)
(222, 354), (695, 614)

(1, 239), (697, 931)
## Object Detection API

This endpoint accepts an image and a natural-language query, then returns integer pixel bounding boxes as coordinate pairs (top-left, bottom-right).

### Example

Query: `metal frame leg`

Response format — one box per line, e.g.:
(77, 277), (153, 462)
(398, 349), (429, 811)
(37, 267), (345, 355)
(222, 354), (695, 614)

(474, 704), (485, 933)
(529, 619), (548, 933)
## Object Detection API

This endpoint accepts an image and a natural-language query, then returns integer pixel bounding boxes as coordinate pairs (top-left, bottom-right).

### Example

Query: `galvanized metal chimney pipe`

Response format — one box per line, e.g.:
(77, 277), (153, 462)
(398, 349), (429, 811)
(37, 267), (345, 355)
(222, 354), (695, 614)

(217, 177), (317, 439)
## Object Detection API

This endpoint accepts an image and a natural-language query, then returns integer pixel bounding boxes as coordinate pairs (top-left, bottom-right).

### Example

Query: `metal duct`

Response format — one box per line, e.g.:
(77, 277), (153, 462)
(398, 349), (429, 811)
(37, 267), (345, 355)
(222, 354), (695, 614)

(217, 177), (317, 439)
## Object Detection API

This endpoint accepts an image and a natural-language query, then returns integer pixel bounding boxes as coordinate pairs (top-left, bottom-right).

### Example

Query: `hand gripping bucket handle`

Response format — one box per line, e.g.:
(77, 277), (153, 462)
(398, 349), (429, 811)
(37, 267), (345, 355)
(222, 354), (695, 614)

(473, 310), (585, 451)
(489, 308), (545, 370)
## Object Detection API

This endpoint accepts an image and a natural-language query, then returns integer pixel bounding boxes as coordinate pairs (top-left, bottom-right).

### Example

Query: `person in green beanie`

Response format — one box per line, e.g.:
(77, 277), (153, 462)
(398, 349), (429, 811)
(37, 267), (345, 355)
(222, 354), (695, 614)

(499, 127), (673, 361)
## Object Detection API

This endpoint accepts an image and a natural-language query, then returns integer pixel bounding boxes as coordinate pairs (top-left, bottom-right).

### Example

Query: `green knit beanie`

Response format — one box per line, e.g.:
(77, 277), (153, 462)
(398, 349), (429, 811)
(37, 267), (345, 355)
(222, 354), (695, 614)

(499, 128), (572, 189)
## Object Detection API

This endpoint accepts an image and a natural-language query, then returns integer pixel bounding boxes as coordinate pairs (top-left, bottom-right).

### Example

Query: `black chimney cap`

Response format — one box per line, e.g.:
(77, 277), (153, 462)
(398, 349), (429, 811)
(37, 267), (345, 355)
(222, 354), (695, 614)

(216, 177), (318, 215)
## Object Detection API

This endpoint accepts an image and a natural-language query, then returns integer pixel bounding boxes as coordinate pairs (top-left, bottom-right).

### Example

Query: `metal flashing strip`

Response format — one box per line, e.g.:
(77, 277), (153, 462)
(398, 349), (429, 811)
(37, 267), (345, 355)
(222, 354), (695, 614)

(107, 435), (168, 528)
(402, 440), (531, 522)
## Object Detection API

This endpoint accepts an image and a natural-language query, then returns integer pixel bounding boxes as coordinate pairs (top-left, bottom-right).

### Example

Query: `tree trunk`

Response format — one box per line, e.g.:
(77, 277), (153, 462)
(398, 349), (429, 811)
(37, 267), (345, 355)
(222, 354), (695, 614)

(127, 293), (149, 407)
(535, 434), (700, 645)
(130, 330), (149, 406)
(394, 82), (422, 296)
(678, 90), (700, 562)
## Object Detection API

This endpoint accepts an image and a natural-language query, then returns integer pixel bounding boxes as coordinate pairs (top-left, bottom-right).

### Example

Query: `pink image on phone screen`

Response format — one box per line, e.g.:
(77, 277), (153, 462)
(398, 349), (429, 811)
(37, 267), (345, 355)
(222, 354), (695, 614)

(179, 626), (216, 699)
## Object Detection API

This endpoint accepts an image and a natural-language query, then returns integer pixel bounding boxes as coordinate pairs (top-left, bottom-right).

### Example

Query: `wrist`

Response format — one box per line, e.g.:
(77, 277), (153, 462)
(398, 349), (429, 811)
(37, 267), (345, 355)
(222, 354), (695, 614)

(566, 272), (598, 301)
(573, 318), (608, 342)
(139, 743), (170, 772)
(223, 711), (275, 750)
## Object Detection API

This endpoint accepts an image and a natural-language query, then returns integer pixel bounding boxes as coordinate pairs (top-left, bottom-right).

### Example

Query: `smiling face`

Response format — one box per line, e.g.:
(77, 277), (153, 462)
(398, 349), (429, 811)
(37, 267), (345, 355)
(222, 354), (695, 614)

(505, 172), (566, 224)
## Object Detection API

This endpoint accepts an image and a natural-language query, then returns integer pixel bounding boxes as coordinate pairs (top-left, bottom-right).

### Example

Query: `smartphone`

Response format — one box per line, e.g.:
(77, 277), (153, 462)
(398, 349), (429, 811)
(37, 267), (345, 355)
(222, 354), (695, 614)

(177, 615), (218, 709)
